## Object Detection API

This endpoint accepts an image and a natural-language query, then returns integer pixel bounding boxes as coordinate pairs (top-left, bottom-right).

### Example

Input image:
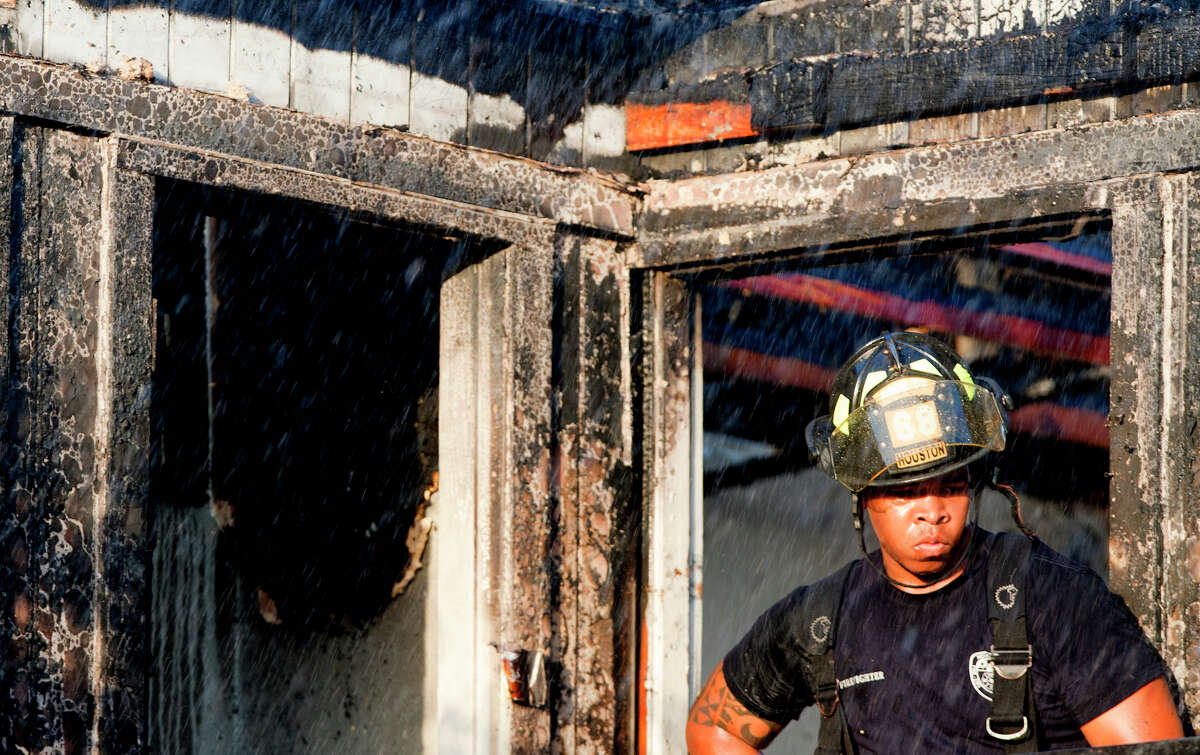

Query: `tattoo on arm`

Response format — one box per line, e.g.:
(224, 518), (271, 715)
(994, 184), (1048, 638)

(688, 664), (783, 748)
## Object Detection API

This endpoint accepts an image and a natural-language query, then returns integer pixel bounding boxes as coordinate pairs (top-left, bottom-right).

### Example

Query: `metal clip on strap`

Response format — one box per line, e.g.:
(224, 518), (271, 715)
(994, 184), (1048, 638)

(986, 716), (1030, 741)
(990, 645), (1032, 680)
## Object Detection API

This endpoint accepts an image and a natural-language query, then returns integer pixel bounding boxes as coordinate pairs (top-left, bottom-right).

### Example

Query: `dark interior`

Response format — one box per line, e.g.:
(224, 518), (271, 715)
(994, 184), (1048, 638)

(151, 180), (450, 626)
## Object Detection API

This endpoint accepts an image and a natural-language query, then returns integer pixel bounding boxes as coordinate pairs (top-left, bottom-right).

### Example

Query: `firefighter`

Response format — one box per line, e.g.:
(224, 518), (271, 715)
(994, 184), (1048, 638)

(686, 332), (1184, 753)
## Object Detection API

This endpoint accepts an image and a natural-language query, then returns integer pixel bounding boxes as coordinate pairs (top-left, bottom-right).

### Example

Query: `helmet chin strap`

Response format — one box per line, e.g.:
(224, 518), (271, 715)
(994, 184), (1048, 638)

(852, 485), (983, 591)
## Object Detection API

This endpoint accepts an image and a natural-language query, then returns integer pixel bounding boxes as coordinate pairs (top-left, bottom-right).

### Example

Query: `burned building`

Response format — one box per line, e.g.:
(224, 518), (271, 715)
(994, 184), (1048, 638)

(0, 0), (1197, 752)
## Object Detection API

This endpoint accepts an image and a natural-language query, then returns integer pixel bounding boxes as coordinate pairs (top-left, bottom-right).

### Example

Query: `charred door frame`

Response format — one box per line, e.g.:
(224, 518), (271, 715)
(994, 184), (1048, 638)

(119, 134), (645, 752)
(118, 138), (604, 753)
(633, 108), (1200, 742)
(119, 136), (562, 752)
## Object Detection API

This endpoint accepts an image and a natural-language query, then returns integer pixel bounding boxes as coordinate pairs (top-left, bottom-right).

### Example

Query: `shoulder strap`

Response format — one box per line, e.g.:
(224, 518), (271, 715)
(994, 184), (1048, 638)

(985, 532), (1040, 753)
(800, 560), (857, 755)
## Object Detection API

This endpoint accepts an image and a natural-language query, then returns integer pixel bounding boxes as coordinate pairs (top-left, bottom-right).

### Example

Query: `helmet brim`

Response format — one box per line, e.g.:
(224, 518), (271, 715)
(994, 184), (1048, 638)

(809, 378), (1007, 492)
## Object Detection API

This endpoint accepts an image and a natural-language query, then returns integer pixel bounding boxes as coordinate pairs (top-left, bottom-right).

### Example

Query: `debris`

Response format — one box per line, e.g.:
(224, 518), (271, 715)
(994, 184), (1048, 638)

(116, 57), (153, 82)
(500, 648), (548, 709)
(223, 81), (252, 102)
(257, 588), (282, 625)
(211, 498), (235, 530)
(391, 472), (438, 598)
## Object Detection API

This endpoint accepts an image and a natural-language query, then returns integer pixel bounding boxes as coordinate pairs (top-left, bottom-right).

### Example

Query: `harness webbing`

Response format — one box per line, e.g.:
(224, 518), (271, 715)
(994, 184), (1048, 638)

(798, 532), (1041, 754)
(799, 561), (857, 755)
(985, 533), (1040, 753)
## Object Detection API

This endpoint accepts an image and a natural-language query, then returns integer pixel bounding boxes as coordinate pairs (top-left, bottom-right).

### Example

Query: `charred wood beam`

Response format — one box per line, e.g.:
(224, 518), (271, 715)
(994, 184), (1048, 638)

(754, 11), (1200, 133)
(627, 10), (1200, 149)
(749, 25), (1129, 133)
(637, 192), (1104, 271)
(0, 127), (154, 754)
(115, 139), (555, 248)
(550, 232), (636, 752)
(1109, 175), (1200, 728)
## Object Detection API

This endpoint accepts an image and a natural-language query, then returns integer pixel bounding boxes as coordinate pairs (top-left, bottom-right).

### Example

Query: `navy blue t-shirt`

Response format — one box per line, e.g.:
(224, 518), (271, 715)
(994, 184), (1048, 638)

(723, 529), (1167, 753)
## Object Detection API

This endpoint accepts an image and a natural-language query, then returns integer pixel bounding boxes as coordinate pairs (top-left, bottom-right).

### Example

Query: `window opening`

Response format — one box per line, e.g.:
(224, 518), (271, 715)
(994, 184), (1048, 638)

(694, 221), (1112, 751)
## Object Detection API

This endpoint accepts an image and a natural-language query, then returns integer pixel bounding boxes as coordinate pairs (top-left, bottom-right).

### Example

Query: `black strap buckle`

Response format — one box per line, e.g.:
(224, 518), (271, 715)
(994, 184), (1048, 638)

(815, 683), (840, 718)
(990, 644), (1032, 680)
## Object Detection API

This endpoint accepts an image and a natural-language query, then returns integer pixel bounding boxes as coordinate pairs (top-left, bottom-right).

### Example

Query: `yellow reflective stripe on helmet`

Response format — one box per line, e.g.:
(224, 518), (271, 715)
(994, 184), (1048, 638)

(908, 358), (941, 377)
(833, 394), (851, 436)
(953, 363), (976, 399)
(861, 369), (887, 398)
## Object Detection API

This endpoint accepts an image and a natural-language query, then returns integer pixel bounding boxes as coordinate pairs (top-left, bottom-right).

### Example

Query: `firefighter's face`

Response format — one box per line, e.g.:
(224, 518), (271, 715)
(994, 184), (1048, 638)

(862, 471), (971, 591)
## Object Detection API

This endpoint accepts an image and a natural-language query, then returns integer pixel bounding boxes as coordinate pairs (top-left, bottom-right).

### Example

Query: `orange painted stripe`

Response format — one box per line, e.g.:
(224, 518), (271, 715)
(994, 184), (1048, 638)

(626, 100), (758, 152)
(638, 619), (648, 755)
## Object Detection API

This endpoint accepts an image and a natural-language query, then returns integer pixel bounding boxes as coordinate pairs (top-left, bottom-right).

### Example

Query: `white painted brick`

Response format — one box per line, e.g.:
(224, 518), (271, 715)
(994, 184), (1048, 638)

(468, 90), (524, 143)
(840, 121), (911, 155)
(292, 44), (350, 120)
(410, 71), (467, 143)
(910, 0), (975, 47)
(169, 9), (230, 94)
(351, 52), (410, 129)
(978, 0), (1045, 37)
(14, 0), (44, 58)
(547, 117), (584, 165)
(762, 132), (842, 168)
(584, 103), (625, 160)
(231, 18), (290, 107)
(471, 91), (523, 132)
(639, 149), (707, 176)
(108, 3), (169, 83)
(703, 140), (770, 174)
(44, 0), (105, 68)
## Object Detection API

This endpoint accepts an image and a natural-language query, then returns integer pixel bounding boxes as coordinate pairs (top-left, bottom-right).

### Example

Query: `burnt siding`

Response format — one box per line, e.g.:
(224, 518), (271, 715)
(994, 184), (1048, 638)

(1, 127), (114, 753)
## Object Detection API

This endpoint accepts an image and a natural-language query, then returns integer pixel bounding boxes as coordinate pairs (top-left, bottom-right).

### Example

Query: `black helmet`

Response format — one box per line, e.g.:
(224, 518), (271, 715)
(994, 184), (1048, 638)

(806, 332), (1010, 492)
